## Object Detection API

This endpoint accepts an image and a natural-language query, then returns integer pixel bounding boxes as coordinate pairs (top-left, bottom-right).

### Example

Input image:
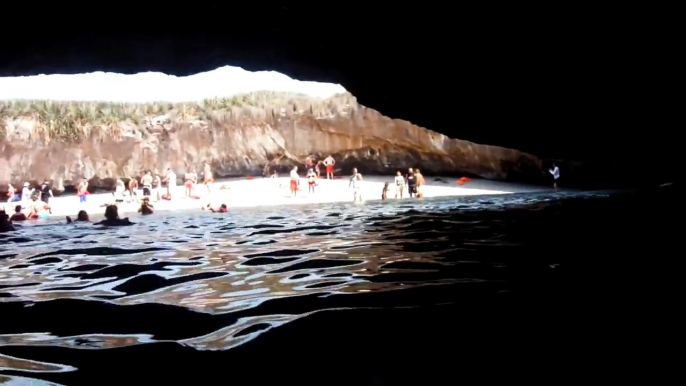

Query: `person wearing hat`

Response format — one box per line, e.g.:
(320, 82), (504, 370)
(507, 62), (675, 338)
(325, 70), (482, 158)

(21, 182), (34, 206)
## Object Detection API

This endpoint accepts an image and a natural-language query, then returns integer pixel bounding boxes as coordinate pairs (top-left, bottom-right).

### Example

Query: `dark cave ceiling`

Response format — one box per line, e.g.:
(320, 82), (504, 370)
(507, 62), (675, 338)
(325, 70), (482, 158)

(0, 4), (678, 163)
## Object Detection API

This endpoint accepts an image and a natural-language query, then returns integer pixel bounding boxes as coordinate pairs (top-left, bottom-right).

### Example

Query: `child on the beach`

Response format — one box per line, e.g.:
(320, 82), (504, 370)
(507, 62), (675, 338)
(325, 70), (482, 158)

(382, 182), (389, 200)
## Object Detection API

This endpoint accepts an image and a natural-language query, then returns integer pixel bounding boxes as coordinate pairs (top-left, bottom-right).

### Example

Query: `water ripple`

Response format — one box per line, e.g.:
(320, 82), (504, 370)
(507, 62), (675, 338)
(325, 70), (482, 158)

(0, 188), (672, 382)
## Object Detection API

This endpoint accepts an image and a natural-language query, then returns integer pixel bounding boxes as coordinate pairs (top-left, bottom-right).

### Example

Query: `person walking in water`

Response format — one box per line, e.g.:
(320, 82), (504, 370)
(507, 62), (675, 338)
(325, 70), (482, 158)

(349, 168), (363, 202)
(549, 163), (560, 191)
(405, 168), (416, 198)
(203, 163), (214, 194)
(289, 166), (300, 197)
(394, 171), (405, 199)
(415, 169), (426, 198)
(323, 155), (336, 179)
(307, 168), (317, 194)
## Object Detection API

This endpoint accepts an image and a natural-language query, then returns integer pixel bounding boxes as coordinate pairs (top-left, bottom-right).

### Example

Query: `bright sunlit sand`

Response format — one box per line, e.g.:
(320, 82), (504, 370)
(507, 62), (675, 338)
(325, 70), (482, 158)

(4, 176), (529, 220)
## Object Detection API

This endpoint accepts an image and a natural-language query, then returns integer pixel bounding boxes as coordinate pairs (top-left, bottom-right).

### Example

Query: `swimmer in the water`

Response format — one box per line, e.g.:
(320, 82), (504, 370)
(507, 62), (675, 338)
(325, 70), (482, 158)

(66, 210), (89, 224)
(138, 197), (154, 215)
(9, 205), (27, 222)
(0, 210), (15, 232)
(307, 168), (317, 194)
(27, 195), (51, 219)
(204, 203), (228, 213)
(96, 205), (133, 226)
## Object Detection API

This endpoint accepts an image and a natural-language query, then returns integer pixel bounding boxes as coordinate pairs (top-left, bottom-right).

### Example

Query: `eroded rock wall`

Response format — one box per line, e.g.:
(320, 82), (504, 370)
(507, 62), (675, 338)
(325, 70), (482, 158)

(0, 93), (545, 193)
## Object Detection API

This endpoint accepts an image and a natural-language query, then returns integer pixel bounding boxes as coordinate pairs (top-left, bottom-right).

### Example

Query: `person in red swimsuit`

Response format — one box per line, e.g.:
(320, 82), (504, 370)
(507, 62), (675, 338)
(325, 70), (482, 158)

(289, 166), (299, 197)
(323, 155), (335, 179)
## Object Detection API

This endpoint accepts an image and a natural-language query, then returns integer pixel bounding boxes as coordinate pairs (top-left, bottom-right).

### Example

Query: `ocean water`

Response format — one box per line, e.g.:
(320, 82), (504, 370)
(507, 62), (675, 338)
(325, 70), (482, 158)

(0, 185), (677, 385)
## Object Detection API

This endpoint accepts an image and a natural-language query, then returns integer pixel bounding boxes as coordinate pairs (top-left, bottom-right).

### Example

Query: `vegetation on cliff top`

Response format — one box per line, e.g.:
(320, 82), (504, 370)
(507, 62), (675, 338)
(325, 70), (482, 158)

(0, 91), (355, 142)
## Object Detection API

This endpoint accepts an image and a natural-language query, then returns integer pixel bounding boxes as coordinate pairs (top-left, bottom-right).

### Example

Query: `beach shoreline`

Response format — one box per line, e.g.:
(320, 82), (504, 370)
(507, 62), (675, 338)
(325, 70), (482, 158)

(3, 175), (543, 220)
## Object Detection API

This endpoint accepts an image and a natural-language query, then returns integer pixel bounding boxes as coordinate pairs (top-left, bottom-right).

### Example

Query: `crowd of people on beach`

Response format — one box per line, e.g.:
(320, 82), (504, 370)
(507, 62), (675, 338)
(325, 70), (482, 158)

(1, 153), (563, 233)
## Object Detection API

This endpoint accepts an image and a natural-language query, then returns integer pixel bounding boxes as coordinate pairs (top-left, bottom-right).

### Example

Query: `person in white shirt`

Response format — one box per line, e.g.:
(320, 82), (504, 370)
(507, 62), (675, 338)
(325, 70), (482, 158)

(549, 163), (560, 191)
(394, 171), (405, 199)
(21, 182), (34, 207)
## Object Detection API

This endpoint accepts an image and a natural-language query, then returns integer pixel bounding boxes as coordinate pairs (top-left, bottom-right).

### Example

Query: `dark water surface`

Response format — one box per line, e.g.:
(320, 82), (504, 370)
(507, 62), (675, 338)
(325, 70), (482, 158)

(0, 186), (678, 385)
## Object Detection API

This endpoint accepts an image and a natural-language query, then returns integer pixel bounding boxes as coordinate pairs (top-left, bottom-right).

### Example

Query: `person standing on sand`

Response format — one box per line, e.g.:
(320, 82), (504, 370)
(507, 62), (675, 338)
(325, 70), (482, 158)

(290, 166), (299, 197)
(40, 180), (53, 204)
(394, 171), (405, 199)
(304, 155), (315, 171)
(128, 177), (139, 203)
(316, 160), (322, 179)
(307, 168), (317, 194)
(405, 168), (416, 198)
(6, 184), (17, 204)
(77, 178), (89, 205)
(203, 163), (214, 194)
(164, 168), (177, 199)
(153, 173), (162, 201)
(323, 155), (336, 179)
(549, 163), (560, 191)
(349, 168), (363, 202)
(263, 163), (271, 178)
(184, 171), (196, 197)
(21, 182), (34, 206)
(141, 171), (153, 199)
(382, 182), (389, 200)
(114, 178), (126, 204)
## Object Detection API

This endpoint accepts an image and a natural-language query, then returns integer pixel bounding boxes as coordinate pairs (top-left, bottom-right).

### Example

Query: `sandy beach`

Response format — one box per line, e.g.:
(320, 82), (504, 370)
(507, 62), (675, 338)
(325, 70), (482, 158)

(3, 175), (545, 220)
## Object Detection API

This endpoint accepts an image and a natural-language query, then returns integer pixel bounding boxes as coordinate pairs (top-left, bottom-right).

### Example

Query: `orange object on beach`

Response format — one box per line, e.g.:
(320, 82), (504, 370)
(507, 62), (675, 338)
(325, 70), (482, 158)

(246, 176), (253, 180)
(457, 177), (471, 185)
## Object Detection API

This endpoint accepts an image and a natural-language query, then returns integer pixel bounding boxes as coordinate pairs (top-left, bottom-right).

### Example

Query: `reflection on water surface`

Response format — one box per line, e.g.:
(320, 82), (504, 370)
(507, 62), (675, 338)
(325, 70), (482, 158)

(0, 188), (668, 384)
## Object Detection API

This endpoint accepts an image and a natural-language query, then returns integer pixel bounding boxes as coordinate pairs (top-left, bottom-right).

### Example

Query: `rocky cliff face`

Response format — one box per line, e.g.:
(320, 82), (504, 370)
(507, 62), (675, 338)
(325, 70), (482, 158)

(0, 92), (545, 193)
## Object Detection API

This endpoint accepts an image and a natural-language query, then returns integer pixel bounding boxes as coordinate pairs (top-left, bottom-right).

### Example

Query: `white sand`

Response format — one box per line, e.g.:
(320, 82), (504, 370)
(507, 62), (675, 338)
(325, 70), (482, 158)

(3, 176), (517, 219)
